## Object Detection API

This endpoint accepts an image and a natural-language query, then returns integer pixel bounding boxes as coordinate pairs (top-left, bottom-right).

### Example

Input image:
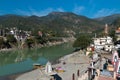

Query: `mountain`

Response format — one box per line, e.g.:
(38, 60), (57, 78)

(111, 17), (120, 28)
(0, 12), (104, 37)
(40, 12), (104, 33)
(95, 14), (120, 24)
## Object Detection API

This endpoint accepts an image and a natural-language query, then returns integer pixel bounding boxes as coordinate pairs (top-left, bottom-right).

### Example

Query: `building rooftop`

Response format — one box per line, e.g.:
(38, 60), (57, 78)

(98, 75), (114, 80)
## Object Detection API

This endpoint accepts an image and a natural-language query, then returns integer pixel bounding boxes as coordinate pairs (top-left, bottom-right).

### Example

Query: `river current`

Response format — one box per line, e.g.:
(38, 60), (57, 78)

(0, 43), (74, 76)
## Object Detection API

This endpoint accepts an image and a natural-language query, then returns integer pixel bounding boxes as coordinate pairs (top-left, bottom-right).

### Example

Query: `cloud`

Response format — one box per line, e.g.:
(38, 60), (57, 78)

(57, 8), (65, 12)
(15, 8), (65, 16)
(93, 8), (119, 18)
(73, 6), (85, 14)
(29, 8), (53, 16)
(15, 9), (31, 16)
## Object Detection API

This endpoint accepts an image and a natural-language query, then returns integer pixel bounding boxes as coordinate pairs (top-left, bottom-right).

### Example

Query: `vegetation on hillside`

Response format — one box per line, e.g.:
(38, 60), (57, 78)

(2, 12), (120, 50)
(73, 34), (92, 49)
(95, 14), (120, 24)
(112, 18), (120, 27)
(0, 12), (104, 37)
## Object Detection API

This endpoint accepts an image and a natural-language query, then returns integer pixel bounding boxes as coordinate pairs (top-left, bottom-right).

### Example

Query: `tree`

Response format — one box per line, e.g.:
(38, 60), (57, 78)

(6, 34), (17, 47)
(0, 37), (4, 49)
(73, 35), (91, 49)
(109, 30), (116, 42)
(25, 36), (35, 48)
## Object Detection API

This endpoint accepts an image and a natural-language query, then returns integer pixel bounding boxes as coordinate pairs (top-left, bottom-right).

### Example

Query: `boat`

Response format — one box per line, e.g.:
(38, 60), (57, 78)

(33, 63), (43, 69)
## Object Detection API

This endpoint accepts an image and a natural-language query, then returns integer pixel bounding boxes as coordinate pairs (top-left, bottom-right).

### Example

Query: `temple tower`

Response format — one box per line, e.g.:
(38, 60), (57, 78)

(45, 61), (52, 74)
(104, 24), (109, 36)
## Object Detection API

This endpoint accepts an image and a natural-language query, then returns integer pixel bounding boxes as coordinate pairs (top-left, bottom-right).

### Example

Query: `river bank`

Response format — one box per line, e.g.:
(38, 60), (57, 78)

(13, 50), (90, 80)
(0, 50), (89, 80)
(0, 37), (75, 52)
(0, 69), (33, 80)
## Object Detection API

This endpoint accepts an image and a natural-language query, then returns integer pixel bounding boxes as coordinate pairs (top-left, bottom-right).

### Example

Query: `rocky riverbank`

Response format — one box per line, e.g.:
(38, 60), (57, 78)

(0, 37), (75, 52)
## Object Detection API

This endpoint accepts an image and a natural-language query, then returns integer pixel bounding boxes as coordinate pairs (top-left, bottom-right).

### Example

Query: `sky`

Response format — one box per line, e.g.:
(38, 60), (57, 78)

(0, 0), (120, 18)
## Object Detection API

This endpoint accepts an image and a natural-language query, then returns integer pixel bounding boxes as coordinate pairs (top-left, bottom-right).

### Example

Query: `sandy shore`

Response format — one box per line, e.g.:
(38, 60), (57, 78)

(0, 69), (34, 80)
(52, 51), (90, 80)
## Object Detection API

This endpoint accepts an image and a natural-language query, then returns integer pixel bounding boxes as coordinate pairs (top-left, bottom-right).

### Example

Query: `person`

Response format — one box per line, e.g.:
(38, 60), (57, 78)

(91, 69), (96, 80)
(103, 61), (108, 70)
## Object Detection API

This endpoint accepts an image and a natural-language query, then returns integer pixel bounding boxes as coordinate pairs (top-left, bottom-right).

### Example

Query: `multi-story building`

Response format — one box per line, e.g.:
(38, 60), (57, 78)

(115, 27), (120, 41)
(93, 36), (114, 52)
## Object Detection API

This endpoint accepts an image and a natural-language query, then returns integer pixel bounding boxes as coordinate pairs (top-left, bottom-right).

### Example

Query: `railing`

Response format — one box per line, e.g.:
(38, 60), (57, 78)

(77, 71), (88, 80)
(71, 69), (88, 80)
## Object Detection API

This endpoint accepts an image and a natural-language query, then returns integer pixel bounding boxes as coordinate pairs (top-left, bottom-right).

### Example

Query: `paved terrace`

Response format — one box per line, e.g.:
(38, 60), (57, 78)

(16, 69), (54, 80)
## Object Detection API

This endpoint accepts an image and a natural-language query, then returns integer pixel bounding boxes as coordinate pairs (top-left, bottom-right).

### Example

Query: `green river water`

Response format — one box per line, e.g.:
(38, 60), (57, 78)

(0, 43), (74, 76)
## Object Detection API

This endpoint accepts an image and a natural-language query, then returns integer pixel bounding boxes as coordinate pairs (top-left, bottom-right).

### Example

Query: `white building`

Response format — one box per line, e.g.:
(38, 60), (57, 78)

(93, 36), (114, 52)
(104, 43), (114, 52)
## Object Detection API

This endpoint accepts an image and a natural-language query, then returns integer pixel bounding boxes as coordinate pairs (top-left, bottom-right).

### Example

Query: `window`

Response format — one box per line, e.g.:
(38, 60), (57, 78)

(114, 56), (117, 62)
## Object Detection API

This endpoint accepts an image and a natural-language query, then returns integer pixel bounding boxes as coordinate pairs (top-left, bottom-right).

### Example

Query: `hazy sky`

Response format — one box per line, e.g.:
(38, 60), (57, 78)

(0, 0), (120, 18)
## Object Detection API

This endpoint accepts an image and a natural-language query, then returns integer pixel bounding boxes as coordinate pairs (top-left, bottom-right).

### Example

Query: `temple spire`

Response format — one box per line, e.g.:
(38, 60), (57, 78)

(104, 24), (108, 36)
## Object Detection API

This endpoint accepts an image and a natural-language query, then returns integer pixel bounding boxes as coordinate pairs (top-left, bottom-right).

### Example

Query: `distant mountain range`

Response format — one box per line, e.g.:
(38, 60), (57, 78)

(0, 12), (120, 36)
(95, 14), (120, 24)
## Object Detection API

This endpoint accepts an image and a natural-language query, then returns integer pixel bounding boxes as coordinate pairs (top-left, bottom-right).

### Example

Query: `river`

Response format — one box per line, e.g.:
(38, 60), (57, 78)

(0, 42), (74, 76)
